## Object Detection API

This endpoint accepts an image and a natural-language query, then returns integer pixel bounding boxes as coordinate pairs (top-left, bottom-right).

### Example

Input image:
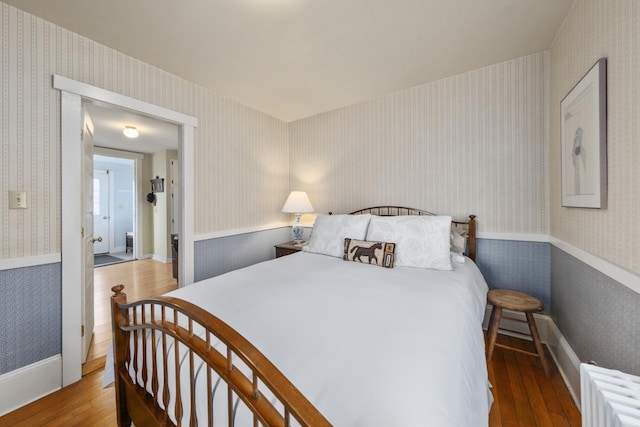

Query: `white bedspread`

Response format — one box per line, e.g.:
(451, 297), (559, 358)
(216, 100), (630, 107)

(106, 251), (491, 426)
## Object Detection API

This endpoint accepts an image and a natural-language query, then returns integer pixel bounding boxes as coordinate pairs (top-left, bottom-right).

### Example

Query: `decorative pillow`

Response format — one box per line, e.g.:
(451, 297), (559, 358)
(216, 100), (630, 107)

(302, 214), (371, 258)
(366, 215), (453, 270)
(343, 238), (395, 268)
(450, 228), (468, 254)
(450, 251), (466, 263)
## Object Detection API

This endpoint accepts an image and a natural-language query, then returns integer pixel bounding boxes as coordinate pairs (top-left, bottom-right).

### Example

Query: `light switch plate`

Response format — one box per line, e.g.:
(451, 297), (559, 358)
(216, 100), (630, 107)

(9, 191), (27, 209)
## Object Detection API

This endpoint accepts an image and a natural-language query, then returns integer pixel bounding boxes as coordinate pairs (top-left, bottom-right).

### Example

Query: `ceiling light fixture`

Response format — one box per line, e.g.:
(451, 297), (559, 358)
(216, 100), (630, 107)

(123, 126), (139, 138)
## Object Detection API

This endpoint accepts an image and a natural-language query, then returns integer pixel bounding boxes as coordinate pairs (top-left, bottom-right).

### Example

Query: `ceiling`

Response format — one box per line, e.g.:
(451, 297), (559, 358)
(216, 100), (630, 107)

(85, 101), (179, 153)
(6, 0), (574, 123)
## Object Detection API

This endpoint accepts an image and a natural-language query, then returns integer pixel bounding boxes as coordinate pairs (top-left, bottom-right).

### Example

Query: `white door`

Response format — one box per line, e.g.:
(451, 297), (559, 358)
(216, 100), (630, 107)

(81, 109), (95, 363)
(93, 169), (110, 254)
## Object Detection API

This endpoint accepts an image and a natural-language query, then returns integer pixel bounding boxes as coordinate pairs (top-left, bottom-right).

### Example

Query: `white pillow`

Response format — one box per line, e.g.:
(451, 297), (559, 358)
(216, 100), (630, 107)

(303, 214), (371, 258)
(366, 215), (453, 270)
(450, 228), (467, 254)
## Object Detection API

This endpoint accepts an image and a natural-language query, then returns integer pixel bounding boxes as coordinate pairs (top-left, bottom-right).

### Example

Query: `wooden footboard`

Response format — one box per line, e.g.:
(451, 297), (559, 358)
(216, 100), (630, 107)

(110, 285), (331, 427)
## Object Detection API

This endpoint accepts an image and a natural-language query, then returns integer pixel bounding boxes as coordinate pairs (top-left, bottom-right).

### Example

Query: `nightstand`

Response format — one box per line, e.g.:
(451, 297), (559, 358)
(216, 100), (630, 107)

(274, 241), (303, 258)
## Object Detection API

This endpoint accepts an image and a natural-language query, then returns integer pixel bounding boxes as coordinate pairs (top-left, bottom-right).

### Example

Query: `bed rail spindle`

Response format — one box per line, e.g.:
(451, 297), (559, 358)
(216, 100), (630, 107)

(161, 306), (170, 422)
(207, 366), (213, 426)
(227, 347), (233, 427)
(133, 308), (139, 383)
(141, 305), (148, 388)
(189, 350), (196, 426)
(150, 305), (159, 398)
(174, 309), (183, 425)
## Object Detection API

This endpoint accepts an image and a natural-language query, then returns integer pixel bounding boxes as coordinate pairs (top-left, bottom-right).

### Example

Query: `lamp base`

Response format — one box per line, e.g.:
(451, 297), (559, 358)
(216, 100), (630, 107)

(292, 217), (304, 244)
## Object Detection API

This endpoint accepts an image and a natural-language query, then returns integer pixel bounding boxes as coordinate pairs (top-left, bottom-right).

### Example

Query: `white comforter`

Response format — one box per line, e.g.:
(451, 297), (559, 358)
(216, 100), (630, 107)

(156, 252), (490, 426)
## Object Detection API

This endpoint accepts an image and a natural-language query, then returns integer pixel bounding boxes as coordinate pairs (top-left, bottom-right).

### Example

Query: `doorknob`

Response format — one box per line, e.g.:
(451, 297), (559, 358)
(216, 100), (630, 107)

(92, 237), (103, 243)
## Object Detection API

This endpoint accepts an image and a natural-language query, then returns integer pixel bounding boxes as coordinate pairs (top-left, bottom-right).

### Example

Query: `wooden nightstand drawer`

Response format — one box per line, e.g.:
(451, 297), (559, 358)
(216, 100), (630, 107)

(274, 241), (303, 258)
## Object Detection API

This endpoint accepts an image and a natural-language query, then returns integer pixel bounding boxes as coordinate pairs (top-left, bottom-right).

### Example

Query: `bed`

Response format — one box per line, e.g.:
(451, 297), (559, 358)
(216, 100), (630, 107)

(109, 207), (490, 426)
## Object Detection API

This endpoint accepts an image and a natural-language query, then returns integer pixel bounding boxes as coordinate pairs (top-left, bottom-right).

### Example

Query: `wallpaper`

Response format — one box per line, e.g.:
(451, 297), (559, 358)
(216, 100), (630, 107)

(0, 2), (290, 260)
(549, 0), (640, 274)
(551, 247), (640, 375)
(288, 52), (549, 235)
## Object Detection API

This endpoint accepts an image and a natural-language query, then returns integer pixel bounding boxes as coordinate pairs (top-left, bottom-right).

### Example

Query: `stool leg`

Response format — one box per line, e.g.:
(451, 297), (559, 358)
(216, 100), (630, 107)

(525, 312), (551, 378)
(486, 306), (502, 361)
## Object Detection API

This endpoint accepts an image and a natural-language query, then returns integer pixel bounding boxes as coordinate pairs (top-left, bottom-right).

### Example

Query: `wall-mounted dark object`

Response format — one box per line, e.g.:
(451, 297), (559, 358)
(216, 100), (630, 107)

(146, 192), (156, 206)
(151, 176), (165, 193)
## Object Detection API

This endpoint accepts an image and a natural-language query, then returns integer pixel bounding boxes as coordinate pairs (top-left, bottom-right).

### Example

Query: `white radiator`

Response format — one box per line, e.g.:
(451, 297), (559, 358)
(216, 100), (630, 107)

(581, 363), (640, 427)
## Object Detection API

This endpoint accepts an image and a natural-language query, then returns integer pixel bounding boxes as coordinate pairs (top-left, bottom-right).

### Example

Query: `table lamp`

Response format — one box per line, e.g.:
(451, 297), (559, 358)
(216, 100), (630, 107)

(282, 191), (314, 244)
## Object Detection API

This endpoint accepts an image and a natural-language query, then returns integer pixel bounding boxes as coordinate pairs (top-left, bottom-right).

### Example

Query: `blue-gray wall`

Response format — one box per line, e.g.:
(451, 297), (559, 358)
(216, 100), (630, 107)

(0, 263), (61, 374)
(551, 246), (640, 376)
(475, 239), (551, 311)
(194, 227), (292, 281)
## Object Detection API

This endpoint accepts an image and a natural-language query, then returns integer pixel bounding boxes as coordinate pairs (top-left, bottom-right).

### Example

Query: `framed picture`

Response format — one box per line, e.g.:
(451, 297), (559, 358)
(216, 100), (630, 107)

(561, 58), (607, 208)
(151, 176), (165, 193)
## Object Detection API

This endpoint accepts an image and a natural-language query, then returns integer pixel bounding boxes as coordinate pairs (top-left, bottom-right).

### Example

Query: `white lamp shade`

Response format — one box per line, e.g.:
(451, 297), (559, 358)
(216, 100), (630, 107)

(282, 191), (314, 213)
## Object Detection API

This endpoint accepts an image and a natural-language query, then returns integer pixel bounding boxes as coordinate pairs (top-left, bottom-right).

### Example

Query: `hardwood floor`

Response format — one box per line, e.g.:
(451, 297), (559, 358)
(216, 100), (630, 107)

(83, 259), (178, 375)
(488, 334), (581, 426)
(1, 331), (581, 426)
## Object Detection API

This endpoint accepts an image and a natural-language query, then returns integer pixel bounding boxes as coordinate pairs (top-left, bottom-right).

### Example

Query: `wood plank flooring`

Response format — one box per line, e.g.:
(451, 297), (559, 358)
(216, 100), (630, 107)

(488, 334), (581, 426)
(3, 257), (580, 426)
(83, 259), (178, 375)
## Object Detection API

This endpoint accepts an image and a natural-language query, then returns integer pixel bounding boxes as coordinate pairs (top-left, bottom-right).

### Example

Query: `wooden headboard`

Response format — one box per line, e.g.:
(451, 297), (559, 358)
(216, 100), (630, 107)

(346, 206), (477, 263)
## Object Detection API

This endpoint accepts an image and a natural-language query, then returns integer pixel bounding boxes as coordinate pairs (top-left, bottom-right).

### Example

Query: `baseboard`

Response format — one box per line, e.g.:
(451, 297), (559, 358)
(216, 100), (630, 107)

(151, 254), (172, 263)
(483, 306), (581, 410)
(544, 317), (582, 409)
(0, 355), (62, 416)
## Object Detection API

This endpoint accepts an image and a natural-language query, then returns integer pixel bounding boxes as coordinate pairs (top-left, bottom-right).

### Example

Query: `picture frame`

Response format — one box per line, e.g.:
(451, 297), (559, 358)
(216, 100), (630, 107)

(561, 58), (607, 208)
(151, 176), (165, 193)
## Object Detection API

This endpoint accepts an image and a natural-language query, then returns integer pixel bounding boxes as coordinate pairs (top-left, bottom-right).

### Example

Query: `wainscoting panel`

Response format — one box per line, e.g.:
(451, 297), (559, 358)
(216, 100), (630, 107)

(194, 227), (291, 281)
(551, 246), (640, 376)
(0, 262), (61, 374)
(476, 239), (551, 311)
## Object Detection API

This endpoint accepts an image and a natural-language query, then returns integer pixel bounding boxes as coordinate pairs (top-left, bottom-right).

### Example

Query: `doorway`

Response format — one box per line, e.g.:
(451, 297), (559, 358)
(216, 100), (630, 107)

(56, 74), (198, 387)
(84, 118), (180, 371)
(93, 155), (136, 267)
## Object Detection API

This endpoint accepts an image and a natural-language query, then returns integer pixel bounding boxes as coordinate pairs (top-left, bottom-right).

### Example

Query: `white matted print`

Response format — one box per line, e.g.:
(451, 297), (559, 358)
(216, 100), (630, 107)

(561, 58), (607, 208)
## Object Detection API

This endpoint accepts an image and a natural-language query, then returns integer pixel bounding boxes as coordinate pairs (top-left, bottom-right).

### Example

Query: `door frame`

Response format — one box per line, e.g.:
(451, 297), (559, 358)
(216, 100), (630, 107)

(56, 75), (198, 386)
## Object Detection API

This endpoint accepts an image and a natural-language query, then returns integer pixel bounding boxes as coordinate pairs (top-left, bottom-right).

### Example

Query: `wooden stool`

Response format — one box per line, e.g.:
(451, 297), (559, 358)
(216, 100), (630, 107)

(486, 289), (551, 378)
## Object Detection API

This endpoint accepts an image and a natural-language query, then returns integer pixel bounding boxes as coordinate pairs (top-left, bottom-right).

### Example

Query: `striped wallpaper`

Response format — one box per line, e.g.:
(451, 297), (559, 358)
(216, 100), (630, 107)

(288, 52), (549, 235)
(550, 0), (640, 274)
(0, 2), (290, 259)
